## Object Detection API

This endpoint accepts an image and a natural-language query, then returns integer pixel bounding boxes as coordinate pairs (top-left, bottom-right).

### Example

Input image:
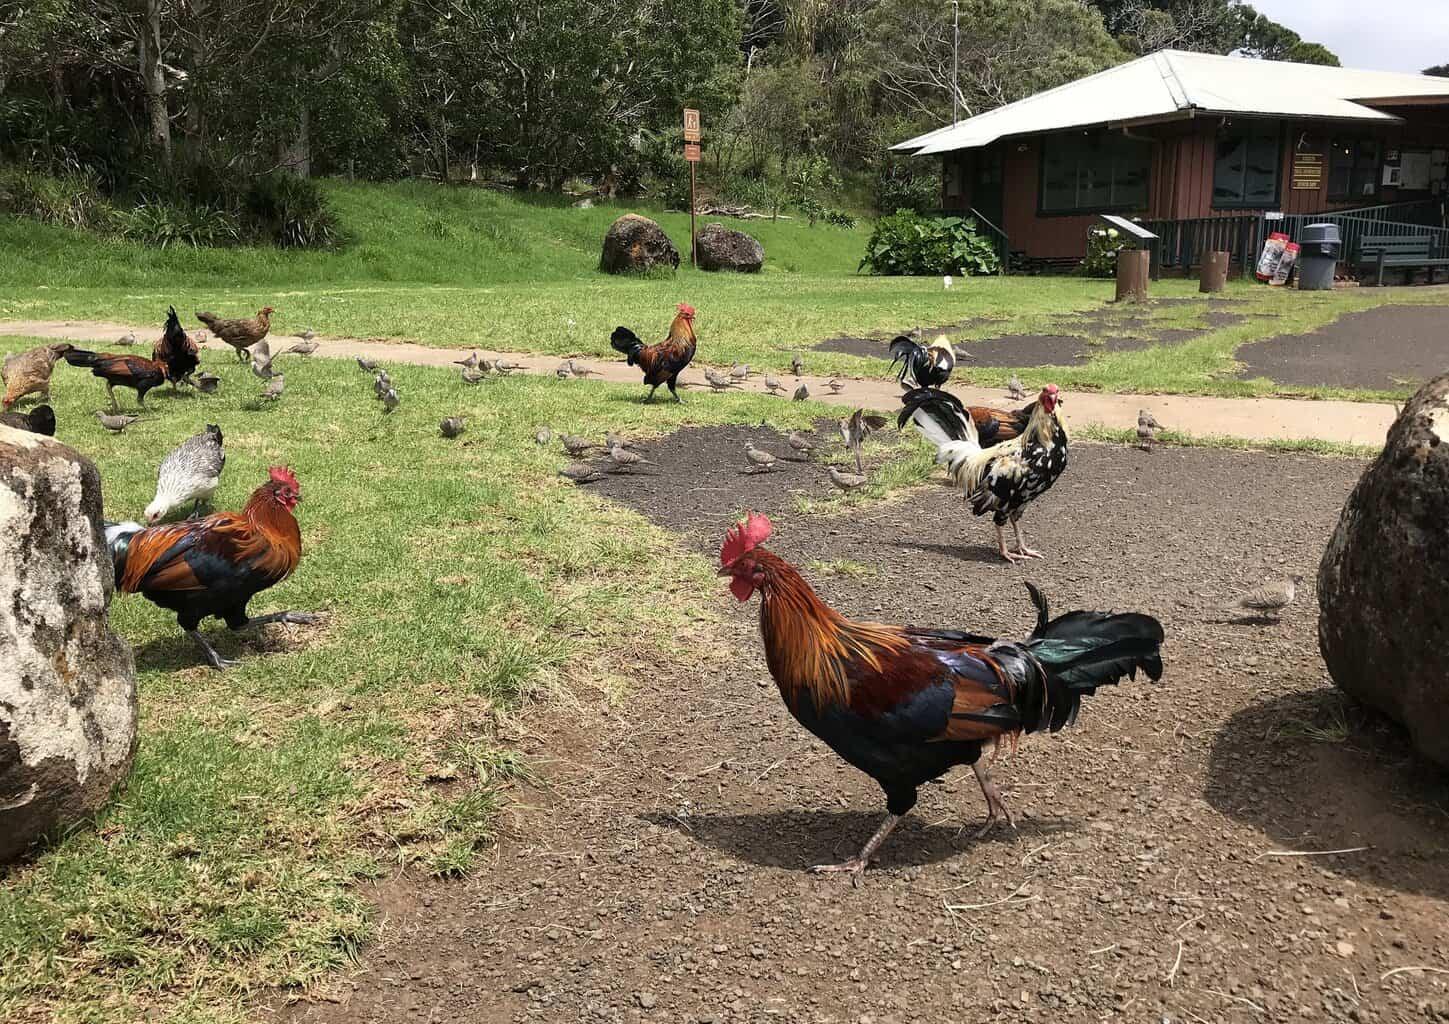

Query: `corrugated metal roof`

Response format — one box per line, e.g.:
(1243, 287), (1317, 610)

(895, 50), (1449, 156)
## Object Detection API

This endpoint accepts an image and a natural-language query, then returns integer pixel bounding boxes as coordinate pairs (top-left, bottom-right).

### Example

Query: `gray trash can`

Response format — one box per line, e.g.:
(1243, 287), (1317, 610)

(1298, 223), (1341, 290)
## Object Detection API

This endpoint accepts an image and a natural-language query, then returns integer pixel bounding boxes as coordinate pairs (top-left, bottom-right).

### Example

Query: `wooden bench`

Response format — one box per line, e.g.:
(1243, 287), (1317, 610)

(1354, 235), (1449, 286)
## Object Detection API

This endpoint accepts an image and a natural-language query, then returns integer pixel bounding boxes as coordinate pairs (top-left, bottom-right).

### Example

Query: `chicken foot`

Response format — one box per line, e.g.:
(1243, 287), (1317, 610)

(971, 761), (1016, 839)
(1010, 519), (1043, 560)
(810, 812), (901, 884)
(994, 522), (1042, 563)
(188, 612), (321, 671)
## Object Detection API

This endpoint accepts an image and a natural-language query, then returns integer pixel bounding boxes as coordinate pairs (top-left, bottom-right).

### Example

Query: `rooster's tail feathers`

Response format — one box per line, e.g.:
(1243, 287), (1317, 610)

(888, 336), (926, 386)
(62, 348), (101, 368)
(1022, 605), (1163, 734)
(898, 386), (978, 450)
(610, 326), (643, 364)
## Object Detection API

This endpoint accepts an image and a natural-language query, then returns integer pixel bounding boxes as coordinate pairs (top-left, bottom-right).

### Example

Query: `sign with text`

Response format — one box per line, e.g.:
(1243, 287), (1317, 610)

(683, 108), (701, 143)
(683, 142), (701, 163)
(1291, 150), (1323, 191)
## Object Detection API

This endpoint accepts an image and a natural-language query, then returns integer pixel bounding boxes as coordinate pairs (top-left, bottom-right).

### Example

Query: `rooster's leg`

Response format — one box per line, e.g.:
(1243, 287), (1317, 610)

(810, 813), (902, 883)
(667, 377), (682, 403)
(1010, 517), (1043, 559)
(239, 611), (321, 628)
(971, 761), (1016, 839)
(854, 443), (864, 475)
(187, 630), (236, 670)
(644, 384), (659, 403)
(106, 384), (118, 411)
(996, 524), (1025, 563)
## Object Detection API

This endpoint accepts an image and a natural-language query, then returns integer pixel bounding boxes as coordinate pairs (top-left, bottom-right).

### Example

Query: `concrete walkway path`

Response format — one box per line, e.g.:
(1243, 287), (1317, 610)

(2, 319), (1396, 448)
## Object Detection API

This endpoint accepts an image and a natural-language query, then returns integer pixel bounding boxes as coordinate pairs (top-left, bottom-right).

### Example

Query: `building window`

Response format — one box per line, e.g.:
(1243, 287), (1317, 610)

(1213, 122), (1281, 208)
(1040, 133), (1150, 214)
(1327, 139), (1380, 200)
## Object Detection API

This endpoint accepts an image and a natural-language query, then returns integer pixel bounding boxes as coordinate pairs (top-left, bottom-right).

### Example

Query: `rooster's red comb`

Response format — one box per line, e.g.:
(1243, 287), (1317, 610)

(676, 303), (696, 318)
(268, 465), (299, 490)
(720, 512), (772, 568)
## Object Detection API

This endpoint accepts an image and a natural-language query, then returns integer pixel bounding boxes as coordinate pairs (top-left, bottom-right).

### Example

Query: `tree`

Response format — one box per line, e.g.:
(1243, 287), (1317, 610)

(1424, 63), (1449, 78)
(1236, 4), (1338, 64)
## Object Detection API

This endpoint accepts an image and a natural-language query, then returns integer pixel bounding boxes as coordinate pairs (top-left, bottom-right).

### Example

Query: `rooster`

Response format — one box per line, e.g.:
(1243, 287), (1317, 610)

(719, 512), (1163, 879)
(609, 303), (697, 403)
(900, 384), (1068, 562)
(889, 336), (955, 389)
(153, 307), (200, 387)
(105, 466), (317, 669)
(63, 348), (169, 409)
(144, 424), (226, 523)
(196, 307), (274, 362)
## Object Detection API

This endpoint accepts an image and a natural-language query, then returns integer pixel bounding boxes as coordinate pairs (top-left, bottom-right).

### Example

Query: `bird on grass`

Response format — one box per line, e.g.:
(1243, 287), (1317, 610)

(440, 417), (466, 438)
(607, 445), (648, 471)
(259, 375), (285, 401)
(717, 513), (1163, 881)
(381, 387), (400, 414)
(561, 434), (595, 457)
(730, 363), (750, 382)
(96, 411), (141, 433)
(455, 351), (481, 371)
(197, 308), (274, 363)
(605, 431), (635, 451)
(793, 383), (809, 402)
(194, 372), (222, 394)
(704, 368), (740, 392)
(787, 431), (816, 458)
(1223, 575), (1302, 621)
(494, 360), (523, 376)
(250, 344), (275, 379)
(567, 360), (597, 378)
(1007, 374), (1026, 402)
(298, 327), (316, 342)
(357, 356), (379, 373)
(284, 340), (318, 357)
(764, 375), (783, 395)
(117, 331), (137, 347)
(744, 442), (778, 473)
(145, 425), (225, 523)
(559, 462), (605, 484)
(839, 409), (889, 475)
(373, 372), (391, 399)
(791, 353), (804, 377)
(826, 379), (845, 395)
(0, 404), (56, 436)
(534, 426), (553, 446)
(555, 365), (572, 380)
(461, 366), (486, 384)
(827, 466), (868, 492)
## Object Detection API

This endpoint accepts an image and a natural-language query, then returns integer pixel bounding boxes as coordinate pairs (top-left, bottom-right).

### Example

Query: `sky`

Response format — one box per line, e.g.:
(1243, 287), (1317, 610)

(1246, 0), (1449, 72)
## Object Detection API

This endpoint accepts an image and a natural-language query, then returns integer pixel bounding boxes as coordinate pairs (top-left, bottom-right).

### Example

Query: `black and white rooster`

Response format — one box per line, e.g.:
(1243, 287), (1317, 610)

(899, 384), (1068, 563)
(889, 335), (954, 390)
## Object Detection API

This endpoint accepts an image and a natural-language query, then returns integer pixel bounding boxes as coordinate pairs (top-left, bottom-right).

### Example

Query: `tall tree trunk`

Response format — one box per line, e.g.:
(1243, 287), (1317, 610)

(139, 0), (171, 161)
(186, 0), (208, 144)
(279, 106), (311, 177)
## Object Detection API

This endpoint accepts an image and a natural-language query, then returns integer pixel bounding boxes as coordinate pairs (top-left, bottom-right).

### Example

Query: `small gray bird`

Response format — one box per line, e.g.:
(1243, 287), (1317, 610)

(1136, 421), (1157, 451)
(381, 387), (400, 413)
(729, 363), (750, 382)
(461, 366), (485, 384)
(763, 374), (783, 395)
(704, 368), (739, 391)
(535, 426), (553, 446)
(792, 383), (809, 402)
(1007, 374), (1026, 401)
(567, 360), (596, 378)
(559, 462), (604, 484)
(825, 378), (844, 394)
(250, 347), (275, 379)
(744, 442), (777, 473)
(96, 410), (140, 433)
(555, 365), (572, 380)
(1138, 409), (1163, 431)
(373, 372), (392, 399)
(494, 360), (523, 375)
(607, 445), (648, 471)
(561, 434), (595, 457)
(259, 374), (285, 401)
(117, 331), (137, 347)
(838, 408), (888, 474)
(828, 465), (868, 492)
(791, 353), (804, 377)
(454, 351), (481, 370)
(298, 327), (315, 342)
(787, 431), (816, 458)
(357, 356), (379, 373)
(193, 372), (222, 394)
(1224, 575), (1302, 620)
(605, 432), (636, 451)
(440, 416), (466, 438)
(284, 340), (318, 356)
(194, 330), (208, 344)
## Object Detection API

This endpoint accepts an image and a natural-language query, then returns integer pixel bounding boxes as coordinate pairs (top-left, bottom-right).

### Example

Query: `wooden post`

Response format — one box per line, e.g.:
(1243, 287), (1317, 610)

(690, 160), (697, 269)
(1115, 248), (1150, 303)
(1199, 250), (1230, 293)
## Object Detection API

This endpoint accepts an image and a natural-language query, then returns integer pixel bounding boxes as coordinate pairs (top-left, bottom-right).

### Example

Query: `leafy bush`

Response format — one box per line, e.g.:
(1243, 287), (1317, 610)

(1080, 225), (1129, 277)
(872, 159), (939, 215)
(120, 202), (240, 249)
(242, 172), (339, 248)
(0, 166), (115, 231)
(823, 208), (856, 229)
(859, 210), (1000, 276)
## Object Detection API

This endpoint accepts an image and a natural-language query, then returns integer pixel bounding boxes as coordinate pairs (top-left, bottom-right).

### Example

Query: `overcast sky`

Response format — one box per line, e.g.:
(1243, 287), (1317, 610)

(1246, 0), (1449, 72)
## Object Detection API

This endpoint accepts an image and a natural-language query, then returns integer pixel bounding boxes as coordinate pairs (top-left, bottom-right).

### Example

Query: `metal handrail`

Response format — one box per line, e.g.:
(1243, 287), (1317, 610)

(967, 207), (1010, 273)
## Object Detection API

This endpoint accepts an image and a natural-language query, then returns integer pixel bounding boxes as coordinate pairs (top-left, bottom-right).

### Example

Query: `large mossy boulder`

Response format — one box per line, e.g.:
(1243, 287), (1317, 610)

(600, 213), (680, 274)
(1318, 375), (1449, 766)
(696, 222), (765, 273)
(0, 426), (137, 863)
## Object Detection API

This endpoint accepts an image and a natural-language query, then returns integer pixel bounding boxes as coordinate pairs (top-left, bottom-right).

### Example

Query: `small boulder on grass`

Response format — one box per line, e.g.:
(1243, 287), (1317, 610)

(600, 214), (680, 274)
(696, 222), (764, 273)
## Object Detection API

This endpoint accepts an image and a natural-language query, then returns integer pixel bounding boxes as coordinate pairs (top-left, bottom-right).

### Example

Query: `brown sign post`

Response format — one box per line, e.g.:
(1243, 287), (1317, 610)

(684, 109), (701, 267)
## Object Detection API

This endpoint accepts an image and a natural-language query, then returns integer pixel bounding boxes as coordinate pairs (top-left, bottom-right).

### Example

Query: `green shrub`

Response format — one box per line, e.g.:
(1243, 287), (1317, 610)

(120, 202), (240, 248)
(872, 160), (939, 215)
(242, 172), (340, 249)
(859, 210), (1000, 276)
(0, 166), (115, 231)
(1081, 225), (1129, 277)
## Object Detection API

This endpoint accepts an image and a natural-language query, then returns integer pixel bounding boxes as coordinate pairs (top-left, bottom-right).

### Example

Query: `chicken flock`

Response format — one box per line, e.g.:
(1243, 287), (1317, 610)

(5, 298), (1297, 885)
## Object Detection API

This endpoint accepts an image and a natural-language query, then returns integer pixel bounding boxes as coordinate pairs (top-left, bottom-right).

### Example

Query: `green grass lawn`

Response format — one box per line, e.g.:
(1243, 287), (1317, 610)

(0, 337), (898, 1023)
(8, 179), (1439, 400)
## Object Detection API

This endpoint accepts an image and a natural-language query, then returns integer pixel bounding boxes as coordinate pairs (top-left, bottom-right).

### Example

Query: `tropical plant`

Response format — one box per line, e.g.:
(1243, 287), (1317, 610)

(859, 209), (1000, 275)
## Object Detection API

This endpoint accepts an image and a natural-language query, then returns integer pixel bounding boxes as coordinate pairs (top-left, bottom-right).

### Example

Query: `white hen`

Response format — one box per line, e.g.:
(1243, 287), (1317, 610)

(144, 424), (226, 523)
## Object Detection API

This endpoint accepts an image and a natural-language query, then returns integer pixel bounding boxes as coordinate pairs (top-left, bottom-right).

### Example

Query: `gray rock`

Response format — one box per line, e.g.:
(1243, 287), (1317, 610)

(1318, 374), (1449, 766)
(0, 426), (137, 863)
(599, 214), (680, 274)
(695, 222), (764, 273)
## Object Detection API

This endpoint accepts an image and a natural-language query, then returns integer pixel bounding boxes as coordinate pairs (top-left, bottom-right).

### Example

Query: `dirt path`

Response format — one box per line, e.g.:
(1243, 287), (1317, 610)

(0, 319), (1397, 447)
(283, 433), (1447, 1024)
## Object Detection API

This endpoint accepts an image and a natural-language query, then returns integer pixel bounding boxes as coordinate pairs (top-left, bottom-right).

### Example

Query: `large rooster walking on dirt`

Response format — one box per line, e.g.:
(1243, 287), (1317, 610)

(610, 303), (697, 403)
